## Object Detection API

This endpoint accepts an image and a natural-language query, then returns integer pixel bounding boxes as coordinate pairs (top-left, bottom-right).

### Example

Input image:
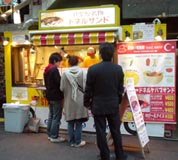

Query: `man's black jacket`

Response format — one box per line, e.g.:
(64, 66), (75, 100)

(84, 61), (124, 115)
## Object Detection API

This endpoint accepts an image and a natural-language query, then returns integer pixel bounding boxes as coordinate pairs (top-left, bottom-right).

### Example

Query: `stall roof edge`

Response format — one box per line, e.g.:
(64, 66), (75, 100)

(29, 27), (119, 35)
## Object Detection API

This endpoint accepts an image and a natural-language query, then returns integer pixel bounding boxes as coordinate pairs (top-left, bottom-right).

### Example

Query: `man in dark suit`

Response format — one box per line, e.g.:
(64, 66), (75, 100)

(84, 42), (127, 160)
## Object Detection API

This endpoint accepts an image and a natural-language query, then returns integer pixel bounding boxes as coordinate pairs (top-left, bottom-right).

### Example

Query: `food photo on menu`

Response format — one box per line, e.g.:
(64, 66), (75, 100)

(130, 95), (139, 112)
(40, 12), (64, 27)
(137, 94), (150, 112)
(119, 53), (174, 87)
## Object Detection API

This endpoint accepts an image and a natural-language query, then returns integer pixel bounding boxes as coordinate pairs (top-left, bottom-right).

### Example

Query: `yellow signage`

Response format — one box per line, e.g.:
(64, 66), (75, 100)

(39, 5), (120, 30)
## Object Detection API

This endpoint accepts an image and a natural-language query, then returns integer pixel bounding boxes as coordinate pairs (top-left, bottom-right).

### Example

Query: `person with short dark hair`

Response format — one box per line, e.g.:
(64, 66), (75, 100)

(44, 52), (65, 143)
(68, 55), (78, 66)
(84, 42), (127, 160)
(60, 55), (88, 147)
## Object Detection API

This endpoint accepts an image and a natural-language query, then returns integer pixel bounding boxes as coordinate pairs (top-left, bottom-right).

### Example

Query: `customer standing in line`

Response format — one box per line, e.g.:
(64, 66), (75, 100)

(60, 55), (88, 147)
(44, 52), (65, 143)
(84, 42), (127, 160)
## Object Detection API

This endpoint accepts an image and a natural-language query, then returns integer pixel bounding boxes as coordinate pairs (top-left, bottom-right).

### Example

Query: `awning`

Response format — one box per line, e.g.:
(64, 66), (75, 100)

(31, 31), (116, 45)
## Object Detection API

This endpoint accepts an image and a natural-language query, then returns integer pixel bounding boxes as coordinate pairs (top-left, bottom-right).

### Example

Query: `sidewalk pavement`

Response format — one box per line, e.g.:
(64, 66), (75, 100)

(0, 123), (178, 160)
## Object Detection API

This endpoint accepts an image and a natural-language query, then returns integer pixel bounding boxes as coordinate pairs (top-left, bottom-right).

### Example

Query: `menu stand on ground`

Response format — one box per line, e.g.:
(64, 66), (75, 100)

(107, 84), (150, 159)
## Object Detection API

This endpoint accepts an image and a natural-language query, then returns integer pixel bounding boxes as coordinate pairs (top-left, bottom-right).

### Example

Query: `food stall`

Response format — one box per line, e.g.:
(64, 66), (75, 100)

(4, 5), (121, 132)
(4, 5), (176, 137)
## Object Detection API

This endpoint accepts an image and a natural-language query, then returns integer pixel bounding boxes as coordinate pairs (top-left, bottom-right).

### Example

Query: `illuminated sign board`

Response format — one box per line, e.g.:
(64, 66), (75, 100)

(39, 5), (120, 30)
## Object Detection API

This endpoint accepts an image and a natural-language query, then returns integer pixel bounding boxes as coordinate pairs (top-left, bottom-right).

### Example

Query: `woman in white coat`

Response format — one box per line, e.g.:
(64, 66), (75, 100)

(60, 55), (88, 147)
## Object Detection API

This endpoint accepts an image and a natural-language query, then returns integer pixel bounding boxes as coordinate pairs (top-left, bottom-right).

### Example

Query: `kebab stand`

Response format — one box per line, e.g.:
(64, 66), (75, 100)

(3, 5), (120, 132)
(3, 5), (176, 139)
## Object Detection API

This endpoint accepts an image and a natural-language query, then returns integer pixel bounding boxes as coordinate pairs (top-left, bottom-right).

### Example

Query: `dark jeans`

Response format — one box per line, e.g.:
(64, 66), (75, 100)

(47, 101), (63, 138)
(94, 113), (125, 160)
(67, 120), (83, 145)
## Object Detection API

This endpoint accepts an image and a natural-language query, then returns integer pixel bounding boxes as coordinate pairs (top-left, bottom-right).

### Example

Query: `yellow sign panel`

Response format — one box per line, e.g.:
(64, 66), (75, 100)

(154, 24), (167, 40)
(39, 5), (120, 30)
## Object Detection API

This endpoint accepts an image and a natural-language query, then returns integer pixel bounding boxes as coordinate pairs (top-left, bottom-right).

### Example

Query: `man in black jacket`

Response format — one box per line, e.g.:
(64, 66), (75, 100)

(84, 42), (127, 160)
(44, 52), (65, 143)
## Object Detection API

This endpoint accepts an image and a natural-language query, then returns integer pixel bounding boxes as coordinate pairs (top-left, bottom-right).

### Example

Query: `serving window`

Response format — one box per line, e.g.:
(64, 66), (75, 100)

(11, 44), (101, 87)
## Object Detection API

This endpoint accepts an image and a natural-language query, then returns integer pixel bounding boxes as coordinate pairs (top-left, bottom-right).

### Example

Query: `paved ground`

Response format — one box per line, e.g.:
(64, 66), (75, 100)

(0, 123), (178, 160)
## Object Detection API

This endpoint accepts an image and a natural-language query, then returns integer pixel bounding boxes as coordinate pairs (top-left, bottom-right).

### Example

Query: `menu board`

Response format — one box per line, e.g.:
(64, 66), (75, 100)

(117, 41), (176, 123)
(126, 78), (149, 147)
(132, 23), (155, 41)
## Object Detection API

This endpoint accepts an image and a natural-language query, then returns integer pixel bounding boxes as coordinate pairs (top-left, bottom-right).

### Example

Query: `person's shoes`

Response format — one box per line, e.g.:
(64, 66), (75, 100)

(97, 154), (111, 160)
(47, 137), (51, 140)
(116, 154), (128, 160)
(74, 140), (86, 147)
(70, 143), (75, 147)
(97, 155), (101, 160)
(50, 137), (66, 143)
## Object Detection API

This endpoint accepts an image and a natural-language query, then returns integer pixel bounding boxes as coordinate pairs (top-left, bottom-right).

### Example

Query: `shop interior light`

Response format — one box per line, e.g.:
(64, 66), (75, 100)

(155, 35), (162, 41)
(124, 31), (131, 42)
(60, 47), (68, 58)
(30, 46), (36, 54)
(24, 35), (31, 45)
(12, 41), (18, 46)
(54, 46), (58, 49)
(3, 37), (9, 46)
(55, 46), (68, 57)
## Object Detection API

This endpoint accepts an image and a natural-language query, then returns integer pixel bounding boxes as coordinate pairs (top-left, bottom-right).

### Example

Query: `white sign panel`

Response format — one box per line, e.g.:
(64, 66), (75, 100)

(126, 78), (149, 147)
(39, 5), (119, 29)
(12, 87), (28, 101)
(132, 23), (155, 41)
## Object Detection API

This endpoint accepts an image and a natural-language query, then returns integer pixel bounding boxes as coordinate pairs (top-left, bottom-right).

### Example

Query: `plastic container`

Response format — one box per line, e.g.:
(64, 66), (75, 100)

(2, 103), (30, 133)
